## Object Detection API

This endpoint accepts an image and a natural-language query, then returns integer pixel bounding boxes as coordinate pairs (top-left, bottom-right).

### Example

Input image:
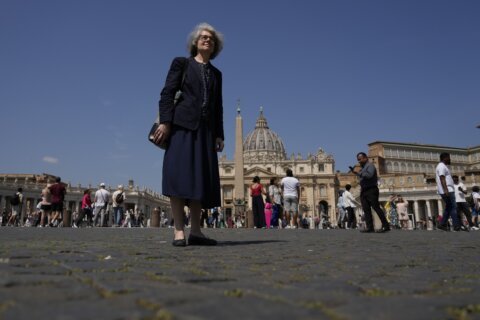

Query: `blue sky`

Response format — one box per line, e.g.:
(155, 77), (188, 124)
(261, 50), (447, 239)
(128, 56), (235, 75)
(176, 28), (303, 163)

(1, 0), (479, 191)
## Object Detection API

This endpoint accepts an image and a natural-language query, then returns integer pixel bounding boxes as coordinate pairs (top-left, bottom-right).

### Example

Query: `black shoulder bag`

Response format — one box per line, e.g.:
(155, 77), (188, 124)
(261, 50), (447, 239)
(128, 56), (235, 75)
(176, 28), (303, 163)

(148, 58), (189, 149)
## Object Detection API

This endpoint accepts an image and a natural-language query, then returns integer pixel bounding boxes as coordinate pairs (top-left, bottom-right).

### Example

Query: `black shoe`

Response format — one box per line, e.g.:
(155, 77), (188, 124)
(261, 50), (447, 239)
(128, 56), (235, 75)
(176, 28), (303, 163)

(453, 225), (469, 232)
(376, 226), (391, 233)
(172, 239), (187, 247)
(188, 234), (217, 246)
(437, 224), (450, 232)
(360, 228), (375, 233)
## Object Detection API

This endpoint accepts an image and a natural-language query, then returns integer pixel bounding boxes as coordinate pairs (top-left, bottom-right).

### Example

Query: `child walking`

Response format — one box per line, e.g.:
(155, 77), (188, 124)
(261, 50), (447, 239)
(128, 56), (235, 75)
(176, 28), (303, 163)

(264, 199), (273, 229)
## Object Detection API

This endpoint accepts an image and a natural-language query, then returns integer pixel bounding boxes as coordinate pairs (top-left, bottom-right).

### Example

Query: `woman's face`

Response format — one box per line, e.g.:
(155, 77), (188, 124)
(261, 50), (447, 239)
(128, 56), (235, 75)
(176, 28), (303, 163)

(196, 30), (215, 56)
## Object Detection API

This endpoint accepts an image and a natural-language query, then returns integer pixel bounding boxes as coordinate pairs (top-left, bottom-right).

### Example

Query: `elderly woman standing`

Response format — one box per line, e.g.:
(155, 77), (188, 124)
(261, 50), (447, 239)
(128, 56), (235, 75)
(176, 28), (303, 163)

(153, 23), (224, 247)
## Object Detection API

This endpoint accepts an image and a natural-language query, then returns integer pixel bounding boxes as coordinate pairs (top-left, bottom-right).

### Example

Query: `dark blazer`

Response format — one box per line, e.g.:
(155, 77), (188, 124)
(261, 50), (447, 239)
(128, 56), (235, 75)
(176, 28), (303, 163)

(159, 57), (224, 141)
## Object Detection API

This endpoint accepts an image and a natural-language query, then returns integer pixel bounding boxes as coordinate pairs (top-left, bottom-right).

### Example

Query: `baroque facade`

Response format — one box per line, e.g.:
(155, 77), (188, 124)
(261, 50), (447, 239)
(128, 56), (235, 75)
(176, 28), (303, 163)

(218, 107), (337, 226)
(341, 141), (480, 229)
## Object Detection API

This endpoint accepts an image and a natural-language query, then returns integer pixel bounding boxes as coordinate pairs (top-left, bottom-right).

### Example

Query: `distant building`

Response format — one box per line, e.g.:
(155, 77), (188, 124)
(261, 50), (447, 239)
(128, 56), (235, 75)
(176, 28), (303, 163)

(218, 107), (337, 226)
(341, 141), (480, 229)
(0, 173), (171, 223)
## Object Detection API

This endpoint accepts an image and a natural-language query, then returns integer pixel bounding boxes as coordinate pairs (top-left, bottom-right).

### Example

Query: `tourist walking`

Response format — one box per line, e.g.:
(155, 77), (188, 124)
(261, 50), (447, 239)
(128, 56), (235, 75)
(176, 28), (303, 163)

(336, 191), (346, 228)
(386, 194), (399, 229)
(250, 176), (266, 228)
(112, 185), (126, 227)
(74, 189), (93, 228)
(211, 207), (219, 228)
(453, 175), (478, 230)
(281, 169), (300, 229)
(343, 184), (359, 229)
(39, 184), (52, 227)
(152, 23), (224, 246)
(472, 186), (480, 227)
(350, 152), (390, 233)
(268, 177), (283, 228)
(93, 183), (110, 227)
(396, 195), (409, 230)
(7, 188), (23, 226)
(49, 177), (66, 227)
(264, 199), (273, 229)
(436, 153), (467, 232)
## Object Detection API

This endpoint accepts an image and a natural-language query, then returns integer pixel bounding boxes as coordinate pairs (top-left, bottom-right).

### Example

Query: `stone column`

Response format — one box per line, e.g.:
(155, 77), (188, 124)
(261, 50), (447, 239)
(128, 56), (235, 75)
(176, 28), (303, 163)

(233, 104), (246, 220)
(220, 186), (224, 209)
(310, 184), (315, 229)
(425, 200), (433, 230)
(414, 201), (419, 229)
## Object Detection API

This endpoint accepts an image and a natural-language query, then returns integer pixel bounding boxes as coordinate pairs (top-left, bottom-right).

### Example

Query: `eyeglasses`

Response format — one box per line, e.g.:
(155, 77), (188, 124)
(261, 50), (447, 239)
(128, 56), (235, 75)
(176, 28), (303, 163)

(198, 35), (215, 42)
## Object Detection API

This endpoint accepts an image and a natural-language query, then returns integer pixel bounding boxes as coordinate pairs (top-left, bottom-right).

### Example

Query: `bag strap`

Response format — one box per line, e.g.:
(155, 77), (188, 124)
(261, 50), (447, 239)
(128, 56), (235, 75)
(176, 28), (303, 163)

(155, 58), (189, 124)
(179, 57), (189, 91)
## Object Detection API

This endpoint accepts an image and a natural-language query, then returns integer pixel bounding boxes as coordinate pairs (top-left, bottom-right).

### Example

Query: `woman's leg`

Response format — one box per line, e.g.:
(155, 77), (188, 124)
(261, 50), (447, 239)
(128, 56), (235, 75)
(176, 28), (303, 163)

(170, 196), (186, 240)
(188, 200), (203, 237)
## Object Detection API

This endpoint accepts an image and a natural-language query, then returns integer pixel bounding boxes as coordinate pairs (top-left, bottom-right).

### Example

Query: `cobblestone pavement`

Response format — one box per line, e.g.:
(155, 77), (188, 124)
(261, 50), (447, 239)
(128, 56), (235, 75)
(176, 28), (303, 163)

(0, 228), (479, 320)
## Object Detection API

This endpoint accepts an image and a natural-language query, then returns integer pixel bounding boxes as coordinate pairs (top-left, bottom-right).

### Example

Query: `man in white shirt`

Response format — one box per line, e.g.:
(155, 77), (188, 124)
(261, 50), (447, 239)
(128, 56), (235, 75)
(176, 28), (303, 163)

(93, 183), (111, 227)
(336, 191), (346, 229)
(281, 169), (300, 228)
(453, 175), (478, 230)
(436, 153), (466, 231)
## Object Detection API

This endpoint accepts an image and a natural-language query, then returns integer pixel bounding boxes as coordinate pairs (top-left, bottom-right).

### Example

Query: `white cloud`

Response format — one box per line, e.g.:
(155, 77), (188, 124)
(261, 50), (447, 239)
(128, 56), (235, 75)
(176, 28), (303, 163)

(43, 156), (59, 164)
(102, 100), (113, 106)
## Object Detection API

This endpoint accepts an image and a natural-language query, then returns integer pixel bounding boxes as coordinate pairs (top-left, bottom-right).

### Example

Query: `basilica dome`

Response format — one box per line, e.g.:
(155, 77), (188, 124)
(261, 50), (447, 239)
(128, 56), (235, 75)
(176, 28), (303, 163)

(243, 109), (287, 162)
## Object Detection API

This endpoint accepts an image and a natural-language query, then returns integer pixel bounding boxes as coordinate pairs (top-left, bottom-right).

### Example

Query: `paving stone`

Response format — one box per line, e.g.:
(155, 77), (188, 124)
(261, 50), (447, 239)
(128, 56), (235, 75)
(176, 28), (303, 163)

(0, 228), (479, 319)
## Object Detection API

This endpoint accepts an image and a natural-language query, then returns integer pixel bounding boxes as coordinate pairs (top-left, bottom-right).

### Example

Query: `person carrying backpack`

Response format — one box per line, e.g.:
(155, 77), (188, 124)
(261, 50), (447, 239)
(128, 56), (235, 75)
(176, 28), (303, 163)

(7, 188), (23, 226)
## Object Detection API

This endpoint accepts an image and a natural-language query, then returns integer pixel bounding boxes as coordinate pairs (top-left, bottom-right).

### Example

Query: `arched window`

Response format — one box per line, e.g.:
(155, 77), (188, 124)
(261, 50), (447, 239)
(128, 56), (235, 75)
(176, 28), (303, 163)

(393, 162), (399, 172)
(386, 161), (392, 172)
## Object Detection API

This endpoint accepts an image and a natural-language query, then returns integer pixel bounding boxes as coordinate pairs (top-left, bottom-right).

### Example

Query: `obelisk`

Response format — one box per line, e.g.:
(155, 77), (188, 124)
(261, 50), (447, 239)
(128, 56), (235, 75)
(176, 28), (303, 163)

(234, 101), (246, 221)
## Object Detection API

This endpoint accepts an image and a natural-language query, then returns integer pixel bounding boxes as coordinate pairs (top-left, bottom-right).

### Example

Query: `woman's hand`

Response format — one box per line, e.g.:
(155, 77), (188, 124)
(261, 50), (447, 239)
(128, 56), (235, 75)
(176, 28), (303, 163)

(153, 123), (171, 147)
(215, 138), (224, 152)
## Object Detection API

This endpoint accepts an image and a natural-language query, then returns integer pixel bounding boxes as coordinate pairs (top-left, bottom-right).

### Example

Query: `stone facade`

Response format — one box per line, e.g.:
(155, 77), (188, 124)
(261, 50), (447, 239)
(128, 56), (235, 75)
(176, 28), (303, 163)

(218, 108), (338, 226)
(0, 173), (171, 224)
(340, 141), (480, 230)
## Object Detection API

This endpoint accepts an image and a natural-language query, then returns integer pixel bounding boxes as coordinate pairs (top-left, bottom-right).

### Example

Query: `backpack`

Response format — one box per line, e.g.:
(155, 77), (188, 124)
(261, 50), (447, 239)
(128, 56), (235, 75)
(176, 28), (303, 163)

(115, 192), (124, 204)
(10, 193), (20, 206)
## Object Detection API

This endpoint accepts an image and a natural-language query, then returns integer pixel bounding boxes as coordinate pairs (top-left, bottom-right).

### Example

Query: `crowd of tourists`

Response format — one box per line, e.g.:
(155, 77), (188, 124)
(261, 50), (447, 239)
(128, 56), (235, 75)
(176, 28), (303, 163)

(2, 153), (479, 231)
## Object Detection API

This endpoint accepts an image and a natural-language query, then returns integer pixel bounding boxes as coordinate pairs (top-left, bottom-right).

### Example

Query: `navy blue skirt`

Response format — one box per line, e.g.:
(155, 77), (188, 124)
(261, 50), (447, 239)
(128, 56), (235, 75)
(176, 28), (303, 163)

(162, 122), (221, 208)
